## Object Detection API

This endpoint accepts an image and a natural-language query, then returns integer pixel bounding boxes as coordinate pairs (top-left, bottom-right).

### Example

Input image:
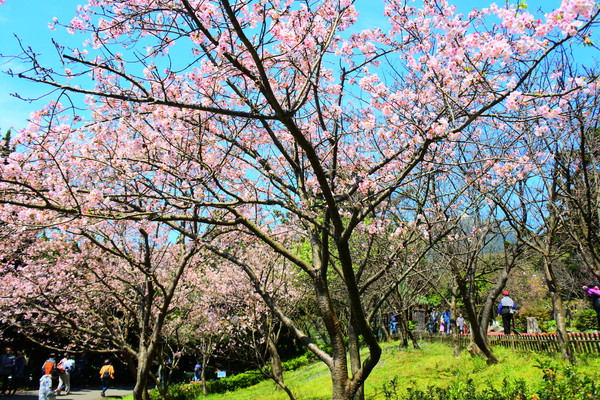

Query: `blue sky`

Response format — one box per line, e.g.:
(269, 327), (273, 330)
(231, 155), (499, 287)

(0, 1), (82, 132)
(0, 0), (578, 133)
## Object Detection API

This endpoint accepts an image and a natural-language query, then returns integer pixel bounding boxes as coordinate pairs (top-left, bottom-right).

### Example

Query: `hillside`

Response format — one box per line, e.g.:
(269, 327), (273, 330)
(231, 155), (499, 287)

(196, 341), (600, 400)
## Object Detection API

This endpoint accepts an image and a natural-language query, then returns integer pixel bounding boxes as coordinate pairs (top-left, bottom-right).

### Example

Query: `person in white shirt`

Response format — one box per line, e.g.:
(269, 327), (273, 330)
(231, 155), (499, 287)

(56, 354), (75, 395)
(497, 290), (517, 335)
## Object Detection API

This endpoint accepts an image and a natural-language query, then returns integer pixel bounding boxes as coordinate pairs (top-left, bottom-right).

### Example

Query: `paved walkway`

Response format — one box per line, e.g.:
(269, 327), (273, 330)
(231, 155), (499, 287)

(13, 387), (133, 400)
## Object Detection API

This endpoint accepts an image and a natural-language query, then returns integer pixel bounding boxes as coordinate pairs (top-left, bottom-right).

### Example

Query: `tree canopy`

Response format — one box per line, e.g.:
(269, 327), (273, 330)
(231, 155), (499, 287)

(1, 1), (599, 399)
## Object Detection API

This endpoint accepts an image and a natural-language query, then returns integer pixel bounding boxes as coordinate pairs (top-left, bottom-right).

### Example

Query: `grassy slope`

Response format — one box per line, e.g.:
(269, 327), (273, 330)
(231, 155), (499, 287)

(198, 341), (600, 400)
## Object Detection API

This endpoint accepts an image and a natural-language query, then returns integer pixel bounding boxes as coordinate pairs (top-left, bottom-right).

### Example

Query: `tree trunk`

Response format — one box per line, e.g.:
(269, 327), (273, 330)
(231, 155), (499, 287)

(129, 346), (154, 400)
(380, 320), (391, 342)
(267, 334), (284, 388)
(267, 334), (297, 400)
(311, 272), (353, 400)
(451, 284), (460, 358)
(542, 256), (575, 363)
(201, 367), (207, 396)
(132, 363), (151, 400)
(400, 310), (420, 349)
(454, 274), (498, 364)
(396, 310), (409, 349)
(348, 316), (364, 400)
(407, 326), (420, 350)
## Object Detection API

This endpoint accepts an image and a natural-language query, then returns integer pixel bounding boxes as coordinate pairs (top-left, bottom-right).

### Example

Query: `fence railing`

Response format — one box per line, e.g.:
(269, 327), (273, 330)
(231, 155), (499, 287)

(421, 332), (600, 354)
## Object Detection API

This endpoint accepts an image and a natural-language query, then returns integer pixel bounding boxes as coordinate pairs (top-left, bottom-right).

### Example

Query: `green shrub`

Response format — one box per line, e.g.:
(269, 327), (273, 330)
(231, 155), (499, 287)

(147, 371), (265, 399)
(518, 305), (552, 333)
(282, 351), (314, 371)
(572, 308), (598, 332)
(386, 361), (600, 400)
(149, 352), (316, 399)
(545, 320), (557, 333)
(399, 378), (531, 400)
(382, 376), (399, 400)
(205, 370), (265, 394)
(149, 382), (204, 400)
(536, 360), (600, 400)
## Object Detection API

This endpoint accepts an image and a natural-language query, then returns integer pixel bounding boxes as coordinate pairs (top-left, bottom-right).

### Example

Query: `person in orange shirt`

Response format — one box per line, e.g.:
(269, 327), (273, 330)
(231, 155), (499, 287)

(41, 354), (56, 377)
(98, 359), (114, 397)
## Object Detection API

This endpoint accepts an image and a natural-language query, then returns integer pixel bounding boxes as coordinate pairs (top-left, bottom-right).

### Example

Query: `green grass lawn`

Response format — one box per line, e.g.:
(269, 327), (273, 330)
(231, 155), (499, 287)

(179, 341), (600, 400)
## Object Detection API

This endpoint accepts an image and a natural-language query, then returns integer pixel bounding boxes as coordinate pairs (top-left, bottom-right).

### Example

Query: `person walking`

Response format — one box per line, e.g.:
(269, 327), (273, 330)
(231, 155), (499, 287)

(56, 354), (74, 395)
(0, 347), (15, 396)
(497, 290), (517, 335)
(429, 308), (439, 334)
(41, 354), (56, 377)
(98, 359), (114, 397)
(582, 281), (600, 330)
(442, 310), (451, 335)
(388, 313), (398, 335)
(456, 313), (465, 334)
(39, 369), (60, 400)
(193, 361), (202, 383)
(8, 351), (26, 395)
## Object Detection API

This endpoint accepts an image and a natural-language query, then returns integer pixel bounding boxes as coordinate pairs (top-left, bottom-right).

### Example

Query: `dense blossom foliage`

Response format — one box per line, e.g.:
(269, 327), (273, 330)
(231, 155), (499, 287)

(1, 1), (599, 399)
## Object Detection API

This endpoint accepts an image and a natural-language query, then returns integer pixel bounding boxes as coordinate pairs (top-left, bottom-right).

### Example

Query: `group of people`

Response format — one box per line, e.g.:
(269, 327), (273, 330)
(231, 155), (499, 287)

(494, 285), (600, 334)
(40, 353), (76, 397)
(425, 291), (518, 336)
(427, 308), (468, 335)
(0, 347), (25, 396)
(38, 354), (114, 400)
(405, 282), (600, 338)
(0, 347), (117, 399)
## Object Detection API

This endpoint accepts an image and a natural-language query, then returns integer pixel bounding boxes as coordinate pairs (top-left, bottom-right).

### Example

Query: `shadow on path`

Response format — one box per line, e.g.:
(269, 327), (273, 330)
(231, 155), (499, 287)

(12, 387), (133, 400)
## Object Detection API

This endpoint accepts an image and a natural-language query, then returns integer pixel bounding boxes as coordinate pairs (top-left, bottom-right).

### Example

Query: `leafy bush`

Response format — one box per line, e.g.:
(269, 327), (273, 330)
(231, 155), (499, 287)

(536, 360), (600, 400)
(149, 352), (316, 399)
(282, 351), (315, 371)
(572, 308), (598, 332)
(149, 371), (266, 399)
(380, 361), (600, 400)
(543, 320), (557, 333)
(149, 382), (204, 400)
(518, 305), (552, 333)
(399, 378), (530, 400)
(204, 370), (264, 394)
(382, 376), (400, 400)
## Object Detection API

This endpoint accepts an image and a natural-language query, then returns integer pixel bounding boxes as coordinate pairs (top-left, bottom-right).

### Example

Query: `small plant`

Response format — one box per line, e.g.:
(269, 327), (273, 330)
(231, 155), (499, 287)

(470, 356), (487, 374)
(545, 320), (557, 333)
(282, 351), (315, 371)
(399, 378), (531, 400)
(535, 360), (600, 400)
(382, 376), (400, 400)
(572, 308), (598, 332)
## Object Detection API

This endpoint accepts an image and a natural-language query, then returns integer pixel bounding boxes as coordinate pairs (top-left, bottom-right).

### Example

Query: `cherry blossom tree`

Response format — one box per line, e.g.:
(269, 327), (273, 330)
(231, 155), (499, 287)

(2, 0), (599, 398)
(550, 90), (600, 279)
(183, 242), (305, 399)
(0, 220), (201, 400)
(487, 65), (600, 363)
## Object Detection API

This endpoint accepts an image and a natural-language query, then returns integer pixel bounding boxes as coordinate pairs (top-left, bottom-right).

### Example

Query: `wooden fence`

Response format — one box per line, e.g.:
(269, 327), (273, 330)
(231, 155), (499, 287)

(421, 332), (600, 354)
